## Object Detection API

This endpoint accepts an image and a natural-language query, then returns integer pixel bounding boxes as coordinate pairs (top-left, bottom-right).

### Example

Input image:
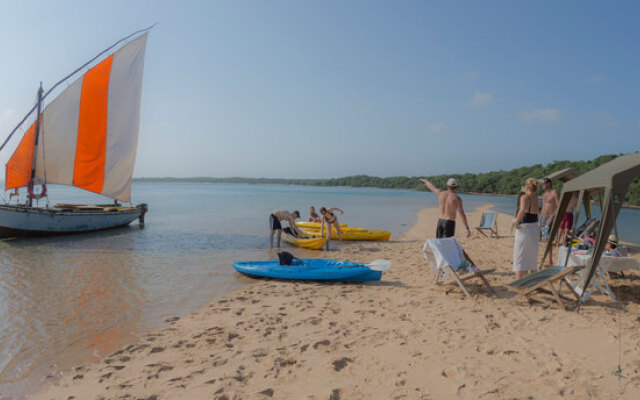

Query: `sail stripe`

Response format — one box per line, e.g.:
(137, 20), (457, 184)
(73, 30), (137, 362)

(36, 78), (83, 185)
(102, 35), (147, 201)
(73, 55), (113, 193)
(5, 122), (36, 189)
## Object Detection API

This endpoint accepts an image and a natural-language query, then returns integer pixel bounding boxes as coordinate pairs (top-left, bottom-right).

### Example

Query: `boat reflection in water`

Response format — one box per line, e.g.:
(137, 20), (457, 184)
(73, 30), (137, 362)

(0, 228), (146, 398)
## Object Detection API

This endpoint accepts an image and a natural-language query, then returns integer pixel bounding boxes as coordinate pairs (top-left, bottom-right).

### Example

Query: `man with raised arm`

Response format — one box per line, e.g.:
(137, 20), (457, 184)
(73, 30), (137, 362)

(269, 209), (301, 248)
(420, 178), (471, 238)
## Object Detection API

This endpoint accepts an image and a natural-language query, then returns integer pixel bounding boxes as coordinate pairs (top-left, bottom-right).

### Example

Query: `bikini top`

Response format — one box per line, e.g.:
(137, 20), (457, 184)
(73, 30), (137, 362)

(520, 194), (538, 224)
(323, 211), (337, 223)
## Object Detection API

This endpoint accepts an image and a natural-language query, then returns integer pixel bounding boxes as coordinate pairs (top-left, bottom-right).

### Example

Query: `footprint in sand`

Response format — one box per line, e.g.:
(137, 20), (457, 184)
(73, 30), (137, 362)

(332, 357), (353, 371)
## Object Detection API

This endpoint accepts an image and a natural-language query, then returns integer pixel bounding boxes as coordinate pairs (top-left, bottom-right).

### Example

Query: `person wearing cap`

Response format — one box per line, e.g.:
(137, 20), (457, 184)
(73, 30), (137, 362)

(419, 177), (471, 238)
(604, 234), (621, 256)
(269, 209), (301, 248)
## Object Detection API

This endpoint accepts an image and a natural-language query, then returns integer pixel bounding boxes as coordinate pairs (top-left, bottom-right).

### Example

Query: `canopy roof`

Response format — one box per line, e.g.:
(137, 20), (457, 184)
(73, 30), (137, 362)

(562, 153), (640, 198)
(545, 167), (580, 183)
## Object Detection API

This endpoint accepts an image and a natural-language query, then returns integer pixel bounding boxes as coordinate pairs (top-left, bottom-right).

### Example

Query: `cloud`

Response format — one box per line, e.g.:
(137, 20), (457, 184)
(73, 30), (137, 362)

(518, 108), (561, 123)
(588, 74), (607, 84)
(468, 91), (492, 108)
(427, 122), (445, 134)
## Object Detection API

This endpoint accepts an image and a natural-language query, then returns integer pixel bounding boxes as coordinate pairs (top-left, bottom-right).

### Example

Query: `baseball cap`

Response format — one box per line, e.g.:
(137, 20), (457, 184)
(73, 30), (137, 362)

(447, 178), (458, 187)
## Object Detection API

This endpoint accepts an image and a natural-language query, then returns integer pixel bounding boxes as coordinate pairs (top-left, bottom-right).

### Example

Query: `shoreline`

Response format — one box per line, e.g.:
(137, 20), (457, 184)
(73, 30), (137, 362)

(134, 180), (640, 210)
(30, 205), (640, 399)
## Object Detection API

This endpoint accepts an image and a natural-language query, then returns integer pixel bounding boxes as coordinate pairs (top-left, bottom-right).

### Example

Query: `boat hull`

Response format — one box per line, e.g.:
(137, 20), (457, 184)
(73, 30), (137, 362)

(281, 231), (326, 250)
(233, 258), (382, 281)
(301, 227), (391, 241)
(0, 204), (146, 238)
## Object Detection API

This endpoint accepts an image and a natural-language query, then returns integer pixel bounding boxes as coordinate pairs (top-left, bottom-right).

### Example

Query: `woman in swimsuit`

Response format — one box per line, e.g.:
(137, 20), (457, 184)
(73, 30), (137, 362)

(513, 178), (539, 279)
(320, 207), (344, 250)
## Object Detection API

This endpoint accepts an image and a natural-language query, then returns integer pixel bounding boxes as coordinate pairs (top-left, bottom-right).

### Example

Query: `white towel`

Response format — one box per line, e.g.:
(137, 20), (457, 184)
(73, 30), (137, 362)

(424, 238), (465, 277)
(513, 222), (538, 272)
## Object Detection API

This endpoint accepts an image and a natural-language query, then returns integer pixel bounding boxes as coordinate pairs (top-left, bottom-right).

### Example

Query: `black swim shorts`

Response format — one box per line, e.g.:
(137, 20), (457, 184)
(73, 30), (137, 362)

(436, 218), (455, 238)
(269, 214), (282, 230)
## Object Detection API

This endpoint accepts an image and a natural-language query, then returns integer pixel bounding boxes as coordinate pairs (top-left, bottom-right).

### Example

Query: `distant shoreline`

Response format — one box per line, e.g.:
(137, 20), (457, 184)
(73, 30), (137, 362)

(132, 178), (640, 210)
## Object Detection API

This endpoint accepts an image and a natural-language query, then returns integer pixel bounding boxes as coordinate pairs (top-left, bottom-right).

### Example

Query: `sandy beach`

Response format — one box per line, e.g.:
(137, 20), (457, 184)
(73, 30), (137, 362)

(30, 205), (640, 400)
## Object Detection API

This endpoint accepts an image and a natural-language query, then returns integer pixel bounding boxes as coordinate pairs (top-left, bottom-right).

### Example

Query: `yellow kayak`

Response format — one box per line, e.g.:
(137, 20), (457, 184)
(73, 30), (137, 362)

(296, 221), (348, 229)
(301, 227), (391, 241)
(281, 231), (326, 250)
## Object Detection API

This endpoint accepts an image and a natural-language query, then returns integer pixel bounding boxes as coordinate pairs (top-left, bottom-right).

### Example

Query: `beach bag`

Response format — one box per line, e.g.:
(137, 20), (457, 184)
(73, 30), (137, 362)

(278, 251), (296, 265)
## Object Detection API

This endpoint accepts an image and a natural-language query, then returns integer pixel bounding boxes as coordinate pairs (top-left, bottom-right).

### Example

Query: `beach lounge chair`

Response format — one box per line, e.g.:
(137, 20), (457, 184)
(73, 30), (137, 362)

(476, 212), (498, 237)
(508, 266), (582, 309)
(422, 237), (495, 298)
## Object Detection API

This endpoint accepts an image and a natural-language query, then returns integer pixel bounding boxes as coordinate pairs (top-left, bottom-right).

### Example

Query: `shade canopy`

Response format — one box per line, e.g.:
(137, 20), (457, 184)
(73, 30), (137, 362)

(541, 153), (640, 300)
(544, 167), (580, 183)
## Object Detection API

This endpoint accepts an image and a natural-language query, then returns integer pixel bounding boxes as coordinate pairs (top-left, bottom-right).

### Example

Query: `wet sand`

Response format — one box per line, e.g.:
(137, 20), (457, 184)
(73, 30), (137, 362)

(30, 206), (640, 399)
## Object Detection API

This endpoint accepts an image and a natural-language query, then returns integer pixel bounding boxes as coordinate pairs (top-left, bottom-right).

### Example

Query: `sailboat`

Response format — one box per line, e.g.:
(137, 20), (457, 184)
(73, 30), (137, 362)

(0, 28), (151, 237)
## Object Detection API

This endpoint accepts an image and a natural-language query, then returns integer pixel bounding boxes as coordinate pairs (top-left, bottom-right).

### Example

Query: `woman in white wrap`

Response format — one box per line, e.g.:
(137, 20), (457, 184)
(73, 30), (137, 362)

(513, 178), (539, 279)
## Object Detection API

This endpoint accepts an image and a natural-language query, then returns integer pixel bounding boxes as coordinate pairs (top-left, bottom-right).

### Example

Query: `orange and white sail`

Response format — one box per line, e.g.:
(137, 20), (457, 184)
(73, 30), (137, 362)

(5, 34), (147, 202)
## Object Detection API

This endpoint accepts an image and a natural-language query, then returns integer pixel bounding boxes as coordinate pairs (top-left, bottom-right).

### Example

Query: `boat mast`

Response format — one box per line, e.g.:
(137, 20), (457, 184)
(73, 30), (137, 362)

(28, 82), (44, 207)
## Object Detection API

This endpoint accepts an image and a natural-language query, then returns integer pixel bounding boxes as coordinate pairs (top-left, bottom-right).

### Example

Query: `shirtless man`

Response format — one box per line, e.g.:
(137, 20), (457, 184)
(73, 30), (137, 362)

(269, 209), (301, 247)
(539, 178), (558, 243)
(420, 178), (471, 238)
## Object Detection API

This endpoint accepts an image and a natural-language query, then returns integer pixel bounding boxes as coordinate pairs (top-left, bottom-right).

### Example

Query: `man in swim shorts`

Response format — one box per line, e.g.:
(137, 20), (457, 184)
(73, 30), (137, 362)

(420, 178), (471, 238)
(270, 209), (301, 248)
(539, 178), (558, 243)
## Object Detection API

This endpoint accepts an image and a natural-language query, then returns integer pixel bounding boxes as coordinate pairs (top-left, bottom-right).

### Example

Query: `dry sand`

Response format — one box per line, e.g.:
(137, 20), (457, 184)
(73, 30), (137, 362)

(31, 206), (640, 400)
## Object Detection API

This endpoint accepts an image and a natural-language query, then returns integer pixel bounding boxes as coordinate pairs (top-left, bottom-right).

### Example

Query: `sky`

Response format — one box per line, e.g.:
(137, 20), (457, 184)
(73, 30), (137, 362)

(0, 0), (638, 179)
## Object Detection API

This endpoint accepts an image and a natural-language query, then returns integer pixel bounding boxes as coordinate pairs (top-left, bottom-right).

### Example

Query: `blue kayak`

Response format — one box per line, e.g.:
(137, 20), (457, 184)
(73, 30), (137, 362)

(233, 258), (382, 281)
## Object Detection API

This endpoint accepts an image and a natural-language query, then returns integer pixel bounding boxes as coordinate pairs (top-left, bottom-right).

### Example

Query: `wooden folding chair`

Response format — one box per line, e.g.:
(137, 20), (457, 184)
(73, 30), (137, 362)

(508, 266), (583, 309)
(423, 238), (495, 299)
(476, 212), (499, 237)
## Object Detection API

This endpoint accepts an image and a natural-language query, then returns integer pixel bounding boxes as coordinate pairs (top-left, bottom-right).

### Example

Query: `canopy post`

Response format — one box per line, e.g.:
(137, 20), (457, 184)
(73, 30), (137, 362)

(580, 189), (619, 299)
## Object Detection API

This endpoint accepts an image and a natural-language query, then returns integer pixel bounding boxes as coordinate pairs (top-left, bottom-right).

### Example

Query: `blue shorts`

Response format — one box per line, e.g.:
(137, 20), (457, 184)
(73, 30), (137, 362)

(540, 215), (552, 240)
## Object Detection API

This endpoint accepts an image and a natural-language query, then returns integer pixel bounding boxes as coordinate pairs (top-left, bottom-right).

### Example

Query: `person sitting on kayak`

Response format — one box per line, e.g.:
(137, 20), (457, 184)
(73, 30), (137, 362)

(320, 207), (344, 250)
(309, 206), (321, 223)
(270, 209), (301, 248)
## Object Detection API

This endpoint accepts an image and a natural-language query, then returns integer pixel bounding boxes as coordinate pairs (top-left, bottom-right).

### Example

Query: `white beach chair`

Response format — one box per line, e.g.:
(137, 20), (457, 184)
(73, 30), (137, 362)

(422, 237), (495, 298)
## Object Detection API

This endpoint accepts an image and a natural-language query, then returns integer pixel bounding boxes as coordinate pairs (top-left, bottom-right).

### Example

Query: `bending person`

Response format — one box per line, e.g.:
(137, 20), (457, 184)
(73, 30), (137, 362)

(269, 209), (301, 248)
(320, 207), (344, 250)
(420, 178), (471, 238)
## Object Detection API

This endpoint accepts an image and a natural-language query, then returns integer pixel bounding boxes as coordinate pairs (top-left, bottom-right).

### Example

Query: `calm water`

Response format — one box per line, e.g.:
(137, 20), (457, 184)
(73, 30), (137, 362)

(0, 182), (639, 398)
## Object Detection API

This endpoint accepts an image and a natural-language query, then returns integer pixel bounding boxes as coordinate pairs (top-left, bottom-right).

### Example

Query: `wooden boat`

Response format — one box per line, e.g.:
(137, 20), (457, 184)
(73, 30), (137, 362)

(0, 28), (152, 238)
